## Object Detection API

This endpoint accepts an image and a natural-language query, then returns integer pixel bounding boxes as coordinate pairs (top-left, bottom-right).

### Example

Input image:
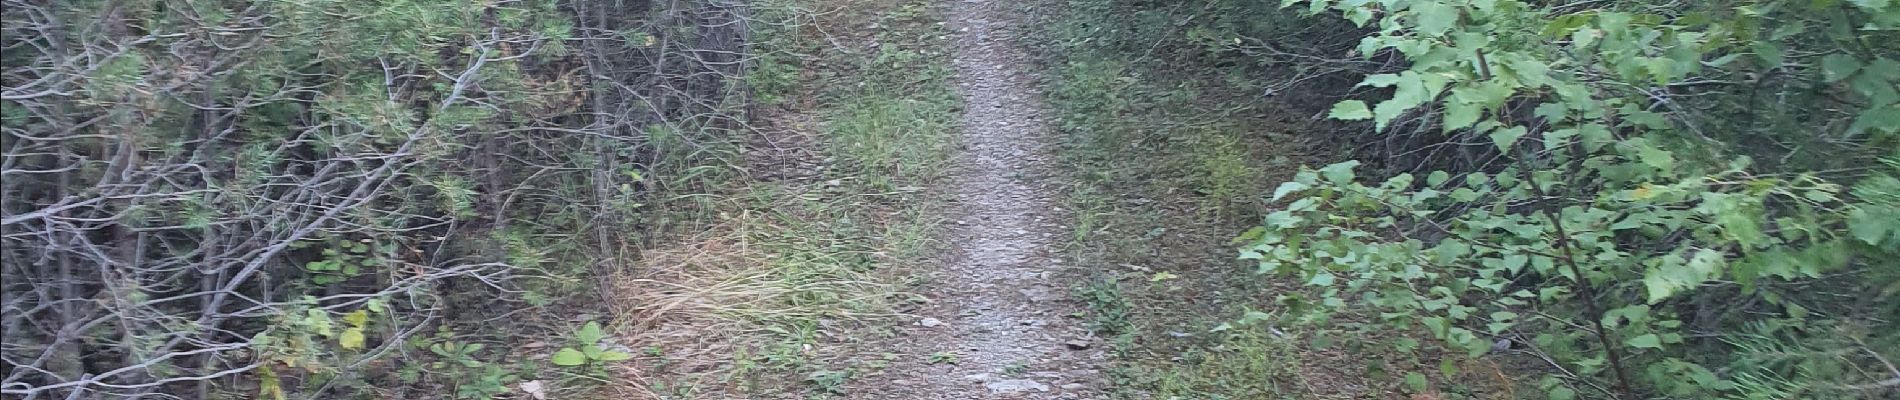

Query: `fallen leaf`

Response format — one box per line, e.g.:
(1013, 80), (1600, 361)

(519, 380), (548, 400)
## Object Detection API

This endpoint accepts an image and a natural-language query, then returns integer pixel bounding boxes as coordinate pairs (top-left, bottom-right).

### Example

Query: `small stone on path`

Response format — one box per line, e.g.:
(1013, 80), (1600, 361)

(985, 379), (1050, 393)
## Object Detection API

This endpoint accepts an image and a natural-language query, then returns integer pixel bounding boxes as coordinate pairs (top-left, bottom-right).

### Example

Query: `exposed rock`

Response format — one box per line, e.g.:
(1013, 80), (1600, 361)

(985, 379), (1050, 393)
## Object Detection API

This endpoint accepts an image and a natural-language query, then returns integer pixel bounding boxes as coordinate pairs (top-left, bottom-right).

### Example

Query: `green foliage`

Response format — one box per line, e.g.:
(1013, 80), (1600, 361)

(1240, 0), (1900, 397)
(253, 300), (385, 372)
(1075, 277), (1133, 335)
(634, 2), (961, 395)
(2, 0), (753, 397)
(804, 369), (853, 394)
(388, 328), (524, 400)
(926, 351), (960, 365)
(292, 235), (387, 286)
(550, 321), (633, 369)
(1031, 1), (1350, 397)
(1130, 327), (1310, 400)
(824, 92), (956, 188)
(821, 17), (959, 192)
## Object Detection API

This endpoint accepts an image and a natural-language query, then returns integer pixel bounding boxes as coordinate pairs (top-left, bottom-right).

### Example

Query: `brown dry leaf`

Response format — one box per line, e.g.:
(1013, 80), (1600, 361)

(518, 380), (548, 400)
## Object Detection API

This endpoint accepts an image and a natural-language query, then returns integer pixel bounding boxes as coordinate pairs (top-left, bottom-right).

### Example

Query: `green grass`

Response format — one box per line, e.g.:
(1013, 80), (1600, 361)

(824, 93), (956, 191)
(1190, 130), (1265, 217)
(1029, 6), (1358, 397)
(1132, 329), (1310, 400)
(1048, 53), (1314, 399)
(630, 0), (962, 397)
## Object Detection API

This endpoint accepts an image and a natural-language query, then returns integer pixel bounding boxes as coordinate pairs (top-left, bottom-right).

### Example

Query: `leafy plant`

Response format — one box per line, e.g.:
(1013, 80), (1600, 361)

(409, 327), (521, 400)
(1, 0), (747, 397)
(550, 321), (633, 369)
(805, 368), (852, 394)
(291, 236), (386, 285)
(1242, 0), (1900, 398)
(454, 365), (516, 400)
(432, 340), (487, 370)
(926, 351), (960, 365)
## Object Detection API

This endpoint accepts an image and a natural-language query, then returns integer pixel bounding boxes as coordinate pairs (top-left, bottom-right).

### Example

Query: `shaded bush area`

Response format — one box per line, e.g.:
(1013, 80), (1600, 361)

(1044, 0), (1899, 399)
(1, 0), (758, 397)
(1029, 0), (1392, 397)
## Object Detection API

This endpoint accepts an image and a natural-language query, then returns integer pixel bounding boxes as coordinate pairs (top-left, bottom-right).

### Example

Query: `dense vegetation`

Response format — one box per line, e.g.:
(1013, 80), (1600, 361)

(2, 0), (755, 398)
(1040, 0), (1898, 398)
(6, 0), (1896, 398)
(1257, 0), (1899, 398)
(1029, 0), (1380, 396)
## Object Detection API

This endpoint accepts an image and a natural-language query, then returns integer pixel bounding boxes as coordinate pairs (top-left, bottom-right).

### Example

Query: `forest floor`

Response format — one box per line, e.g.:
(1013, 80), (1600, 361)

(606, 0), (1106, 398)
(613, 0), (1394, 398)
(844, 0), (1108, 398)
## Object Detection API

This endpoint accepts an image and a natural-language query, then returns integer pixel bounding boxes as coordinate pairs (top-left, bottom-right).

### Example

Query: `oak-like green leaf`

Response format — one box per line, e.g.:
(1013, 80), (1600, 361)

(1489, 126), (1526, 151)
(1626, 333), (1662, 349)
(339, 328), (365, 350)
(1821, 54), (1861, 83)
(1273, 181), (1310, 201)
(576, 321), (604, 345)
(1410, 1), (1458, 36)
(1444, 100), (1482, 132)
(1330, 100), (1372, 120)
(1319, 160), (1361, 184)
(551, 348), (587, 366)
(1848, 208), (1892, 245)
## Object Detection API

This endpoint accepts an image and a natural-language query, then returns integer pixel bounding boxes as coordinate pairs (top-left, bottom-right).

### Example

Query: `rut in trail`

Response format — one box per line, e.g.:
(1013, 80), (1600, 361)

(850, 1), (1105, 399)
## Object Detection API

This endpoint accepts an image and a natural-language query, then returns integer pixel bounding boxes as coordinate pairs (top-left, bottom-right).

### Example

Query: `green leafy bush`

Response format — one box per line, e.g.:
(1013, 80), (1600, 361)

(1242, 0), (1900, 398)
(550, 321), (633, 369)
(2, 0), (754, 398)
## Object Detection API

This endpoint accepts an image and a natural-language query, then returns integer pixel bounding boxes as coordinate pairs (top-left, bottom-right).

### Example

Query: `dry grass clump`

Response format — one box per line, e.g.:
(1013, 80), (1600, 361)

(599, 189), (922, 396)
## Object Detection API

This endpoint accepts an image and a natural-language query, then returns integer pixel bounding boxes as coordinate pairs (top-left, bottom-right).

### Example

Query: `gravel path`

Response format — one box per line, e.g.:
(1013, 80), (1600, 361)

(848, 1), (1105, 399)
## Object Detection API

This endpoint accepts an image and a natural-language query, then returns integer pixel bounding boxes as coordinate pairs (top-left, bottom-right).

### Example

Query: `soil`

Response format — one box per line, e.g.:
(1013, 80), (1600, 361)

(845, 1), (1106, 399)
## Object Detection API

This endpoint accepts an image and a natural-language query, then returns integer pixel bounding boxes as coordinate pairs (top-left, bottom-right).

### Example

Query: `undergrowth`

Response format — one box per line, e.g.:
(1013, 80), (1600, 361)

(606, 0), (958, 398)
(1023, 0), (1406, 398)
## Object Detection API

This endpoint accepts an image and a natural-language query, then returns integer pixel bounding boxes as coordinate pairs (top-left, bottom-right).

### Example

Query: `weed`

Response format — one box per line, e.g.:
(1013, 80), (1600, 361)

(407, 328), (521, 400)
(1035, 1), (1367, 398)
(1003, 362), (1029, 377)
(1144, 327), (1311, 399)
(823, 93), (955, 189)
(805, 368), (853, 394)
(1075, 277), (1131, 335)
(550, 321), (633, 370)
(1190, 130), (1263, 217)
(926, 351), (960, 365)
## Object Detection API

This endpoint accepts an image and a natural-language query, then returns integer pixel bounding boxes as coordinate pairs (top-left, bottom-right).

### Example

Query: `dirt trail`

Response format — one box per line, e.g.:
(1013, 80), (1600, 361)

(849, 1), (1104, 399)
